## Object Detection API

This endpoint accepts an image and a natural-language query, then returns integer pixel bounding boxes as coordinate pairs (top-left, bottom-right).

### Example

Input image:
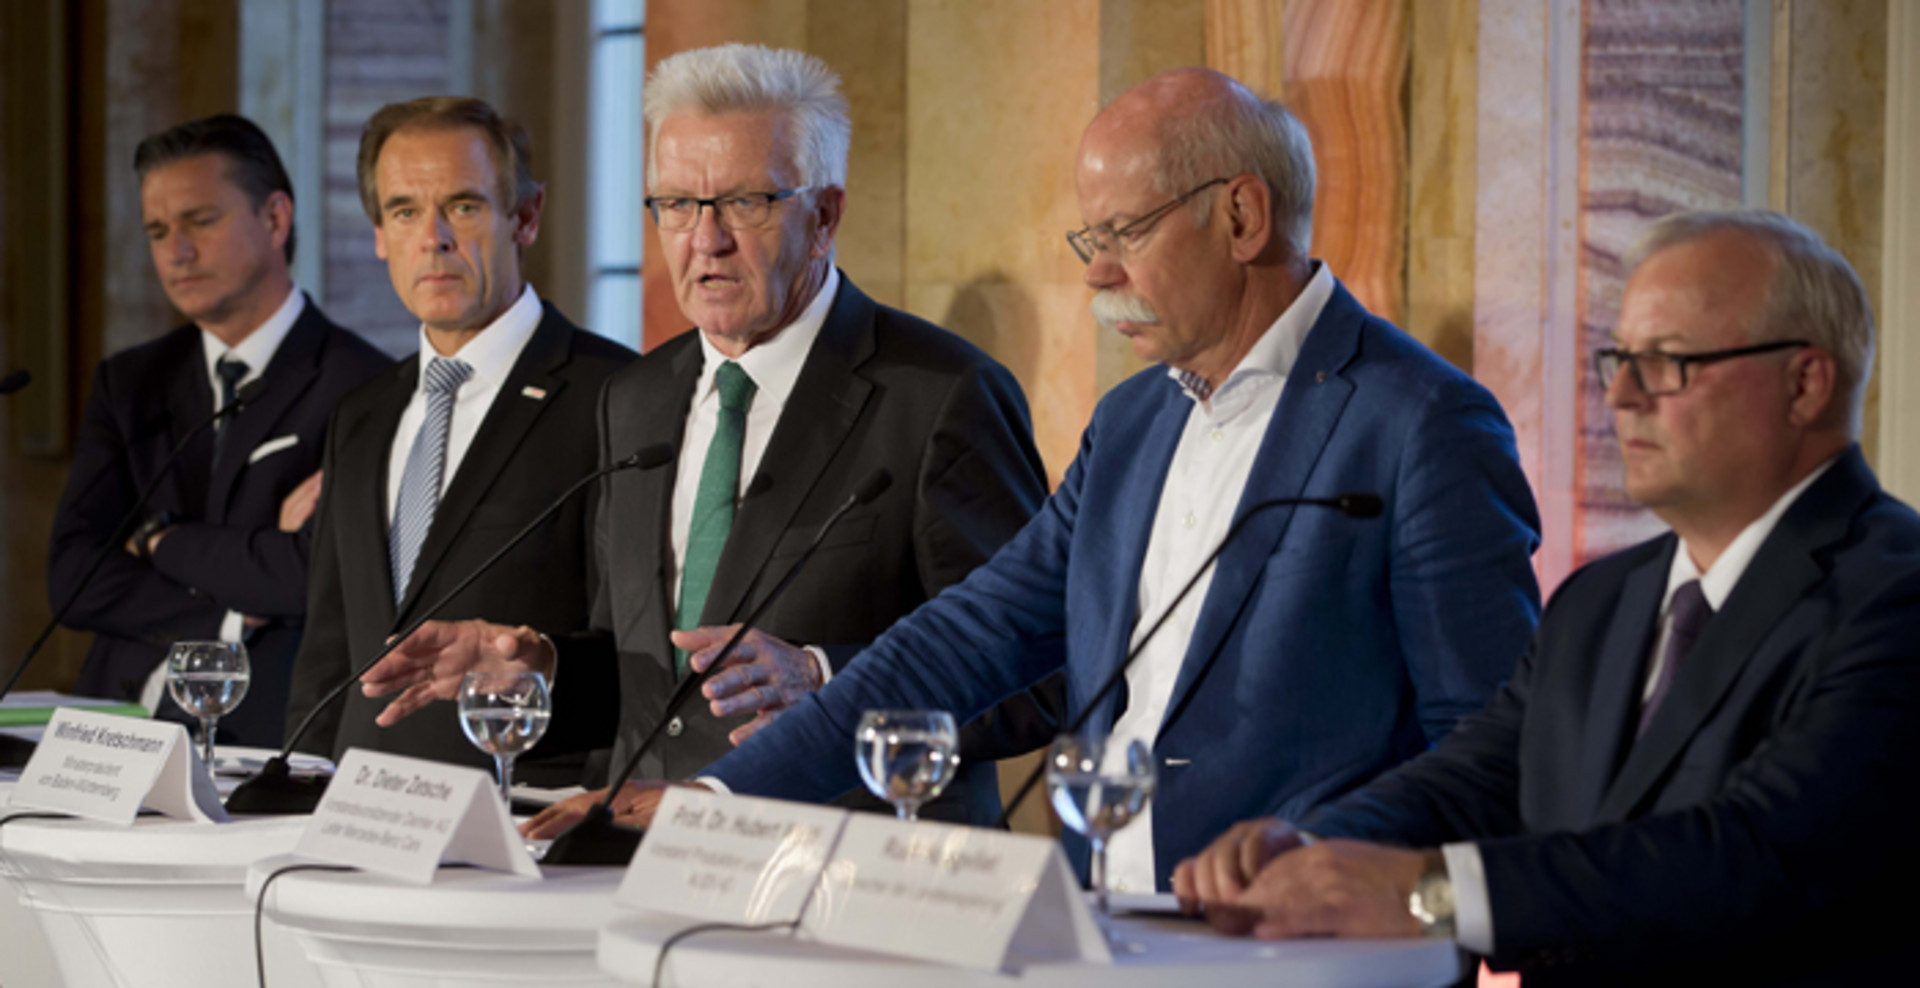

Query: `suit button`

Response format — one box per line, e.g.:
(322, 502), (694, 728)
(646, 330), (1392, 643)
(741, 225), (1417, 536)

(666, 716), (684, 737)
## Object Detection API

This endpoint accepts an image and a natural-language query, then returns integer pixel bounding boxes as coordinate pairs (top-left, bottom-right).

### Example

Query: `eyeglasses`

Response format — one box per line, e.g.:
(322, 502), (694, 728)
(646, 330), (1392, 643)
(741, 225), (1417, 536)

(644, 188), (808, 231)
(1594, 339), (1811, 396)
(1066, 177), (1230, 265)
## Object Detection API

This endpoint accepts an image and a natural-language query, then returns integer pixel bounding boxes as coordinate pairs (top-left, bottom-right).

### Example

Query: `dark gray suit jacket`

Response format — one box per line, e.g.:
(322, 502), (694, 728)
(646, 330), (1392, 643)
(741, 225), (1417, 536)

(554, 274), (1062, 824)
(1304, 446), (1920, 985)
(287, 304), (634, 776)
(52, 299), (390, 745)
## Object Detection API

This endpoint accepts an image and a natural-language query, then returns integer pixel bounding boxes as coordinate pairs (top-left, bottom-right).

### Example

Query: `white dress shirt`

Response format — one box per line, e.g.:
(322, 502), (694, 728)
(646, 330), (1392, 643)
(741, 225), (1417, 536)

(1103, 262), (1335, 893)
(668, 268), (840, 691)
(1442, 455), (1838, 954)
(384, 284), (544, 523)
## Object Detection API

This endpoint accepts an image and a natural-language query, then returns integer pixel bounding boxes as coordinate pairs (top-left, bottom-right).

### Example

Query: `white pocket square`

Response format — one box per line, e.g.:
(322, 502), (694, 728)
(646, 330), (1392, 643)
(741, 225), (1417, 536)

(248, 434), (299, 464)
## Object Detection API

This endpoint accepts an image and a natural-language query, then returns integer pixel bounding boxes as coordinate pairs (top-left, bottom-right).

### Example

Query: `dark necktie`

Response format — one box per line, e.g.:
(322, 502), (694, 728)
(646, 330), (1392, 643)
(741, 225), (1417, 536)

(674, 361), (757, 678)
(212, 356), (249, 463)
(1639, 579), (1711, 737)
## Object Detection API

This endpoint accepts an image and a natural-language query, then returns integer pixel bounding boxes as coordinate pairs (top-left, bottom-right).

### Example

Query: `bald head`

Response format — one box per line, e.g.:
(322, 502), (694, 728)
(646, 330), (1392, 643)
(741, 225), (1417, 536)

(1080, 68), (1316, 260)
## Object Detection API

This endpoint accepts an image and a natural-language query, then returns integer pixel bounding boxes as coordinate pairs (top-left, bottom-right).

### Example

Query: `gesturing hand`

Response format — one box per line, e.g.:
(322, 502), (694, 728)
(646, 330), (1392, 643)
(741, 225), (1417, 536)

(672, 625), (825, 746)
(359, 618), (554, 726)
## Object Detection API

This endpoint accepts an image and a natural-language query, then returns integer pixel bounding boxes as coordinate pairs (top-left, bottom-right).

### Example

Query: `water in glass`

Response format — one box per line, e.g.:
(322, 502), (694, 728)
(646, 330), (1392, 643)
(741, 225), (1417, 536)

(164, 641), (249, 769)
(855, 710), (959, 821)
(457, 670), (551, 806)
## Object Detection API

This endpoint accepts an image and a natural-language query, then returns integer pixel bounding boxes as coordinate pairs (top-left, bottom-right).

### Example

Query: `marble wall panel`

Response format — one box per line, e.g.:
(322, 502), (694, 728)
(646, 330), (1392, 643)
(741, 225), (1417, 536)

(1575, 0), (1744, 564)
(1406, 0), (1477, 372)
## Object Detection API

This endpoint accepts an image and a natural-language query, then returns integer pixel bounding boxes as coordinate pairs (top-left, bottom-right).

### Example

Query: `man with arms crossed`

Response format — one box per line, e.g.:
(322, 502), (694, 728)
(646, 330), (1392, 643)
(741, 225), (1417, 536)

(363, 46), (1059, 823)
(287, 98), (634, 774)
(398, 67), (1542, 891)
(1175, 211), (1919, 984)
(51, 115), (389, 746)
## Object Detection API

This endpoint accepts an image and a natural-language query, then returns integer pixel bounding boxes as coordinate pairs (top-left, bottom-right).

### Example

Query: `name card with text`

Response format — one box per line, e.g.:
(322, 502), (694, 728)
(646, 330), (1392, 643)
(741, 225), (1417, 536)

(5, 707), (226, 824)
(293, 749), (538, 884)
(616, 788), (849, 924)
(805, 815), (1111, 971)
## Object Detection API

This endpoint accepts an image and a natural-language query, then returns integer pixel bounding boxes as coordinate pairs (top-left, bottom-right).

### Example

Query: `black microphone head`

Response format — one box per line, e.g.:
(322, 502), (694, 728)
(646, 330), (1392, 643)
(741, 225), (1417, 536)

(232, 378), (269, 410)
(853, 469), (893, 506)
(620, 442), (675, 471)
(1336, 493), (1384, 518)
(0, 369), (29, 395)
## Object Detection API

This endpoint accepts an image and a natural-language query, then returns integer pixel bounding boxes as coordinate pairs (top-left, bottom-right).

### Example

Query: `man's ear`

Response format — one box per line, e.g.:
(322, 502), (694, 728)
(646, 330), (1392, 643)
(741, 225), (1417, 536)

(1224, 175), (1273, 264)
(808, 186), (846, 259)
(263, 190), (295, 255)
(1784, 345), (1839, 428)
(513, 187), (546, 247)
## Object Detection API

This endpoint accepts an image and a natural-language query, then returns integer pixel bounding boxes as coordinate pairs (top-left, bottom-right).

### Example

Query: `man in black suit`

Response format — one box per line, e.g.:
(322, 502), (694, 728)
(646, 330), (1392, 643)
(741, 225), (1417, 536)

(1172, 210), (1920, 984)
(361, 44), (1058, 825)
(286, 98), (634, 776)
(50, 115), (390, 747)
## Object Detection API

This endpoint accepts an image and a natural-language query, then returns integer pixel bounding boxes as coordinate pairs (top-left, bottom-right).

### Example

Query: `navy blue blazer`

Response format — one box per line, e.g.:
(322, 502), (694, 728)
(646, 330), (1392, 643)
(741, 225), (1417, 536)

(50, 298), (391, 744)
(705, 280), (1542, 888)
(1303, 447), (1920, 985)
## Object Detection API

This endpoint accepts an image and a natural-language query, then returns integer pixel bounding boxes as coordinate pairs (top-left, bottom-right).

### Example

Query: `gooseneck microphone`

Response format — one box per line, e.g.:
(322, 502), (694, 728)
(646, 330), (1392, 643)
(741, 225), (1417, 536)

(992, 492), (1383, 827)
(542, 468), (895, 865)
(0, 369), (30, 395)
(223, 442), (676, 814)
(0, 380), (268, 768)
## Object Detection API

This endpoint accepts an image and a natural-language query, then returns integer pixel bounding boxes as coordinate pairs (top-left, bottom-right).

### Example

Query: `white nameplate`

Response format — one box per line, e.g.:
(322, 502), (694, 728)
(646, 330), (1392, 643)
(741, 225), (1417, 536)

(617, 788), (850, 924)
(293, 749), (538, 884)
(804, 814), (1111, 970)
(6, 707), (226, 824)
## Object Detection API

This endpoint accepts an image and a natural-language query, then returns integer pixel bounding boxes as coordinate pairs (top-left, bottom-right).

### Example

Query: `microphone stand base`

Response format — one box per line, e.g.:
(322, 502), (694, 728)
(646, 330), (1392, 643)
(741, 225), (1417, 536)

(0, 733), (36, 769)
(223, 756), (329, 815)
(540, 805), (645, 865)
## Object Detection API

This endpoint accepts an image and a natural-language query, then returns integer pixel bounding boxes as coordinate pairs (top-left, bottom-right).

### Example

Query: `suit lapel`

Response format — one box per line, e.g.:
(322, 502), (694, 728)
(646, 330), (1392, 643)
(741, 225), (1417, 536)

(339, 359), (416, 631)
(702, 278), (874, 626)
(1597, 450), (1873, 819)
(204, 302), (325, 522)
(636, 341), (703, 649)
(1157, 287), (1362, 733)
(1571, 541), (1671, 821)
(395, 305), (573, 626)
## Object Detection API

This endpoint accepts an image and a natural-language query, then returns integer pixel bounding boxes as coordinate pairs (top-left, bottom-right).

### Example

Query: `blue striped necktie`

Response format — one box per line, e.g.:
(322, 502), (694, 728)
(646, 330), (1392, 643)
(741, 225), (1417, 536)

(389, 356), (472, 604)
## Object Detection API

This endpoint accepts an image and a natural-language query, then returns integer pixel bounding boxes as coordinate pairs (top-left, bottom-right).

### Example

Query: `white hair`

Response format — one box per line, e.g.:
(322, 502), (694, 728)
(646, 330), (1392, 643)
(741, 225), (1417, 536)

(643, 44), (850, 193)
(1627, 209), (1876, 436)
(1153, 86), (1316, 260)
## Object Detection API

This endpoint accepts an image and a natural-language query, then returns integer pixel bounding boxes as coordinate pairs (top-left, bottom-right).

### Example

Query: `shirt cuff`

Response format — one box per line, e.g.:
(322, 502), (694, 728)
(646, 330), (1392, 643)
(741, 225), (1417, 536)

(803, 644), (833, 686)
(690, 775), (731, 795)
(219, 610), (247, 644)
(1442, 841), (1494, 955)
(538, 632), (558, 691)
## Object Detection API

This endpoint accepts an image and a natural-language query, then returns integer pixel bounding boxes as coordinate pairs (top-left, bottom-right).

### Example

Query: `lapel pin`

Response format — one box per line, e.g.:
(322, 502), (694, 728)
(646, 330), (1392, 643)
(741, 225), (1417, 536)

(521, 386), (548, 400)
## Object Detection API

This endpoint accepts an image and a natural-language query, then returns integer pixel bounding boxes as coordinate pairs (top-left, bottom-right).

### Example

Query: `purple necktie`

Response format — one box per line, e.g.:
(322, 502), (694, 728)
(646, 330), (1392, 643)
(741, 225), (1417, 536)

(1639, 579), (1711, 737)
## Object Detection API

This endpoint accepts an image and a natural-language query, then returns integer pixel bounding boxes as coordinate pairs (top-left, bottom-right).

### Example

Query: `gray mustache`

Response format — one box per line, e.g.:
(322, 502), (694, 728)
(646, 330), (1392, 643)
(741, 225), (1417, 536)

(1090, 290), (1160, 331)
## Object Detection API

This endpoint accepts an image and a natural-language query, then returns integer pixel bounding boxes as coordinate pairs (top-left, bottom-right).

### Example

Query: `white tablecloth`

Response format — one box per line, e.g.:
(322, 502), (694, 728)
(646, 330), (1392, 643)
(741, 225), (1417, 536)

(0, 776), (63, 988)
(254, 855), (626, 987)
(596, 909), (1461, 987)
(0, 787), (317, 988)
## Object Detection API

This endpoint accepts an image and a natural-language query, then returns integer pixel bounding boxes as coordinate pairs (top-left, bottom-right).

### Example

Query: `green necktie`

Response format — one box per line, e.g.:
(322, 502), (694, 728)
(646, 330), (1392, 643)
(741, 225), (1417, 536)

(675, 360), (757, 678)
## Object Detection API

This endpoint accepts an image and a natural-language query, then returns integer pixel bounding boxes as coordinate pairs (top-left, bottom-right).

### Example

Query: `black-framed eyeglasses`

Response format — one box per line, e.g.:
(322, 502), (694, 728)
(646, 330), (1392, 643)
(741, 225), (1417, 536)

(1066, 177), (1230, 265)
(1594, 339), (1811, 396)
(644, 188), (808, 231)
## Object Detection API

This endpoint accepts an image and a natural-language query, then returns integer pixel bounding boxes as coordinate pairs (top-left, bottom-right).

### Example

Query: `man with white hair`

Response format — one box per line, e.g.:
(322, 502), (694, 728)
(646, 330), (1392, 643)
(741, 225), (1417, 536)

(364, 44), (1059, 825)
(504, 66), (1543, 891)
(1172, 210), (1920, 984)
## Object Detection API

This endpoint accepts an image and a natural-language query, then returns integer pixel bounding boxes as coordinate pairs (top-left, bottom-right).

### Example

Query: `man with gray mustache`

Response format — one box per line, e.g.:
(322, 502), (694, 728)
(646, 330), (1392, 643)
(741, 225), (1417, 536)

(578, 67), (1544, 894)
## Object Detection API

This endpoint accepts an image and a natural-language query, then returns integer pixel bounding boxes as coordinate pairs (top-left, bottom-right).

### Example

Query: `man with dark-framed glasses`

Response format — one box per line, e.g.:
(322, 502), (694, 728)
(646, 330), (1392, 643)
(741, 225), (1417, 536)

(1173, 210), (1920, 984)
(360, 43), (1060, 826)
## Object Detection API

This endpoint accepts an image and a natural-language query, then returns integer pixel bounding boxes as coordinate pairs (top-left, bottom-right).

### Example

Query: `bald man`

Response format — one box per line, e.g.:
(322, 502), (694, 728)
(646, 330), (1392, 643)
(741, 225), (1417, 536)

(571, 67), (1542, 892)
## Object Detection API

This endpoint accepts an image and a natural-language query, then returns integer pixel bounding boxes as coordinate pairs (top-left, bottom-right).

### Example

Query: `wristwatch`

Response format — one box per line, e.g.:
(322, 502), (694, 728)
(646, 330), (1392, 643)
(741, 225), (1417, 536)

(1408, 851), (1456, 939)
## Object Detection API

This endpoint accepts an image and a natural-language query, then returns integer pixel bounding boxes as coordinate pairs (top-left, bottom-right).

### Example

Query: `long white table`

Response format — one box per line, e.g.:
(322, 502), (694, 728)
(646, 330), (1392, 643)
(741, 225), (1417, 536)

(595, 909), (1462, 987)
(254, 855), (626, 987)
(0, 776), (64, 988)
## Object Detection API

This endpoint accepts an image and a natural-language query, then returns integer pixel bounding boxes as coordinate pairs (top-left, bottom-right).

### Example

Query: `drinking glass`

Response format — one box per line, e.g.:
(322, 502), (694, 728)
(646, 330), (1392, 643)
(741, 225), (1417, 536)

(855, 709), (960, 821)
(165, 640), (250, 769)
(457, 669), (551, 806)
(1046, 733), (1157, 937)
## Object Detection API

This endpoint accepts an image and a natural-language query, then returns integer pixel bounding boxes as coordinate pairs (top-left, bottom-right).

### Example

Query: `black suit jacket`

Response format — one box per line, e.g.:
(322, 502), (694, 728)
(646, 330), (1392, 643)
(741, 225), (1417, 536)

(287, 303), (635, 776)
(51, 298), (391, 744)
(555, 274), (1062, 824)
(1303, 446), (1920, 985)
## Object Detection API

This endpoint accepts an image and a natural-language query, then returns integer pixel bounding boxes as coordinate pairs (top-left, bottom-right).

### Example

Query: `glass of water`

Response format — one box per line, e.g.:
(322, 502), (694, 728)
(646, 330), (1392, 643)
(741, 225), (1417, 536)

(1046, 733), (1156, 932)
(165, 640), (250, 769)
(457, 669), (551, 806)
(855, 709), (960, 821)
